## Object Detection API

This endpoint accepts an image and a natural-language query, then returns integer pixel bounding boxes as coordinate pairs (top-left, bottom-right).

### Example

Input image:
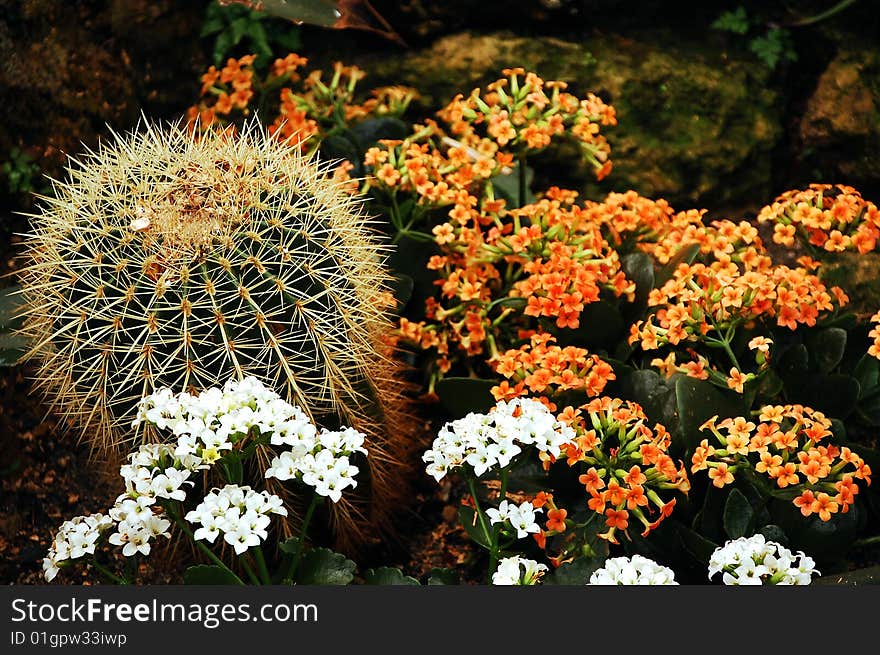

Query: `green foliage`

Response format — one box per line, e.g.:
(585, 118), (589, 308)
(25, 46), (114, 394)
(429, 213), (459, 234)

(202, 1), (301, 68)
(363, 567), (420, 585)
(1, 148), (42, 196)
(711, 6), (750, 35)
(184, 564), (244, 585)
(0, 286), (27, 366)
(294, 548), (357, 585)
(710, 7), (797, 70)
(749, 28), (798, 70)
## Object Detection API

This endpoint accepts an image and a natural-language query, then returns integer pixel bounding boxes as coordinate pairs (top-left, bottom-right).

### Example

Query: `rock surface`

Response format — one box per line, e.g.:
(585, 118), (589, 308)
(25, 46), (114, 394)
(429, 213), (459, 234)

(0, 0), (205, 175)
(799, 46), (880, 194)
(336, 31), (783, 208)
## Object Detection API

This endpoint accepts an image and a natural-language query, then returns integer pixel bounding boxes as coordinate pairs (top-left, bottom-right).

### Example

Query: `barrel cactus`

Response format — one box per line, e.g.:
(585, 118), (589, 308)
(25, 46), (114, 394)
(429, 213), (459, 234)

(17, 120), (413, 543)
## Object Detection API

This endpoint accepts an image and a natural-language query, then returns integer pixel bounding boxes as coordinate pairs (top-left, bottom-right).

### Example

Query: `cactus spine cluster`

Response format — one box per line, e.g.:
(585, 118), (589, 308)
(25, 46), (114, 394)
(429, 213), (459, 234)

(18, 120), (412, 543)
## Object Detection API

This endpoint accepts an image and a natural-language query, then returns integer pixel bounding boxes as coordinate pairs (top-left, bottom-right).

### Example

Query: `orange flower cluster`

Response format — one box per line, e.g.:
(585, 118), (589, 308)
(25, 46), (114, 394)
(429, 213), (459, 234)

(395, 188), (634, 391)
(490, 332), (615, 402)
(188, 53), (417, 151)
(757, 184), (880, 254)
(629, 259), (847, 355)
(870, 310), (880, 360)
(694, 406), (872, 520)
(544, 398), (689, 544)
(438, 68), (616, 179)
(362, 121), (502, 208)
(187, 55), (259, 128)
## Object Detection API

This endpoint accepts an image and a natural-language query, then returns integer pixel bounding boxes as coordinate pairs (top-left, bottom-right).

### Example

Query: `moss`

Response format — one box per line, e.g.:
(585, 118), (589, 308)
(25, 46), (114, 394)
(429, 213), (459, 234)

(344, 31), (783, 209)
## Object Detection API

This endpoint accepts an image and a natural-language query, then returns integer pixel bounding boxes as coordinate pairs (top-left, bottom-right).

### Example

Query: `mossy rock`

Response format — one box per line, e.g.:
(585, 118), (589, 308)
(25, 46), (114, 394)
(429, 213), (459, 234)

(799, 45), (880, 194)
(342, 31), (782, 208)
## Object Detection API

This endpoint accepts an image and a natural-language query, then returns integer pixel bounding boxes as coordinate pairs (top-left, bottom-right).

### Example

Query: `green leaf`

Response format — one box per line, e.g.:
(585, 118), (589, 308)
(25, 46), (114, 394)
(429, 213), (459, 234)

(815, 565), (880, 586)
(675, 376), (745, 453)
(229, 16), (251, 44)
(213, 30), (235, 66)
(458, 506), (492, 549)
(363, 567), (420, 585)
(785, 373), (861, 419)
(490, 163), (535, 208)
(722, 488), (754, 539)
(295, 548), (356, 585)
(319, 135), (360, 167)
(389, 274), (414, 314)
(758, 524), (789, 547)
(435, 377), (496, 417)
(749, 28), (797, 70)
(769, 498), (861, 562)
(711, 7), (750, 34)
(558, 299), (625, 350)
(544, 557), (605, 585)
(256, 0), (340, 26)
(0, 285), (24, 331)
(427, 568), (459, 585)
(654, 243), (700, 287)
(618, 368), (678, 434)
(676, 523), (719, 565)
(273, 29), (302, 52)
(806, 327), (847, 374)
(621, 252), (655, 317)
(248, 23), (273, 61)
(351, 118), (409, 148)
(854, 354), (880, 396)
(777, 343), (809, 378)
(184, 565), (242, 585)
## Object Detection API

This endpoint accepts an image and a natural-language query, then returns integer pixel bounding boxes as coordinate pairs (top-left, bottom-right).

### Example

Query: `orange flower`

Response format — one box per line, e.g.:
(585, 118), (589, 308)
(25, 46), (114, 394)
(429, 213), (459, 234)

(810, 492), (839, 521)
(604, 508), (629, 530)
(726, 368), (749, 394)
(623, 465), (646, 487)
(546, 508), (568, 532)
(578, 467), (605, 494)
(793, 490), (816, 516)
(708, 463), (734, 488)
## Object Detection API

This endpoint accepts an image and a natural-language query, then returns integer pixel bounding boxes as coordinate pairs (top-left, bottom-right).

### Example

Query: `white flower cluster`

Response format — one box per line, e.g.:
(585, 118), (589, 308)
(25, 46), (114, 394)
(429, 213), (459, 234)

(423, 398), (576, 481)
(265, 426), (366, 502)
(492, 556), (549, 585)
(708, 534), (819, 585)
(43, 514), (114, 582)
(588, 555), (678, 585)
(487, 500), (543, 539)
(133, 377), (310, 465)
(185, 485), (287, 555)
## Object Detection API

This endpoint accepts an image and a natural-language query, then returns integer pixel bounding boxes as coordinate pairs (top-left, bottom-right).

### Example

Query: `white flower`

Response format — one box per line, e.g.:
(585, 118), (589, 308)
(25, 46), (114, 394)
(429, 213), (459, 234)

(43, 513), (116, 581)
(708, 534), (819, 585)
(423, 398), (575, 481)
(487, 501), (542, 539)
(589, 555), (678, 585)
(492, 556), (548, 585)
(186, 485), (286, 554)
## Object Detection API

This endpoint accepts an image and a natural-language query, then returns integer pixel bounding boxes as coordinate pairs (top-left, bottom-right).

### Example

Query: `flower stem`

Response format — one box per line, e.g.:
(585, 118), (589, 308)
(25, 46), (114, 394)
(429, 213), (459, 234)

(285, 493), (321, 583)
(90, 560), (129, 585)
(241, 557), (261, 586)
(168, 504), (245, 585)
(465, 475), (498, 582)
(253, 546), (272, 585)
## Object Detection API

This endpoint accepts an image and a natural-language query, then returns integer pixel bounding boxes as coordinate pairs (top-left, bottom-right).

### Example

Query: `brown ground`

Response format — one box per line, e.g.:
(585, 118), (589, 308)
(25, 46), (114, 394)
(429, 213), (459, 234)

(0, 361), (481, 585)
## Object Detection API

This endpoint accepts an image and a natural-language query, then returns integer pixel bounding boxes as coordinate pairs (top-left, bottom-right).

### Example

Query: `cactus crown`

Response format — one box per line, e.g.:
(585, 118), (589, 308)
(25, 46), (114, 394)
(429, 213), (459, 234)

(18, 120), (412, 543)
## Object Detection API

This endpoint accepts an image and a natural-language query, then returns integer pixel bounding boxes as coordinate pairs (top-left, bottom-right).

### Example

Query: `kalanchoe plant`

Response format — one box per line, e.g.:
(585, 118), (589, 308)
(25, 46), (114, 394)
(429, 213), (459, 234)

(43, 376), (368, 585)
(491, 556), (548, 585)
(708, 534), (819, 585)
(693, 404), (872, 520)
(423, 397), (576, 580)
(545, 397), (690, 549)
(588, 555), (678, 585)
